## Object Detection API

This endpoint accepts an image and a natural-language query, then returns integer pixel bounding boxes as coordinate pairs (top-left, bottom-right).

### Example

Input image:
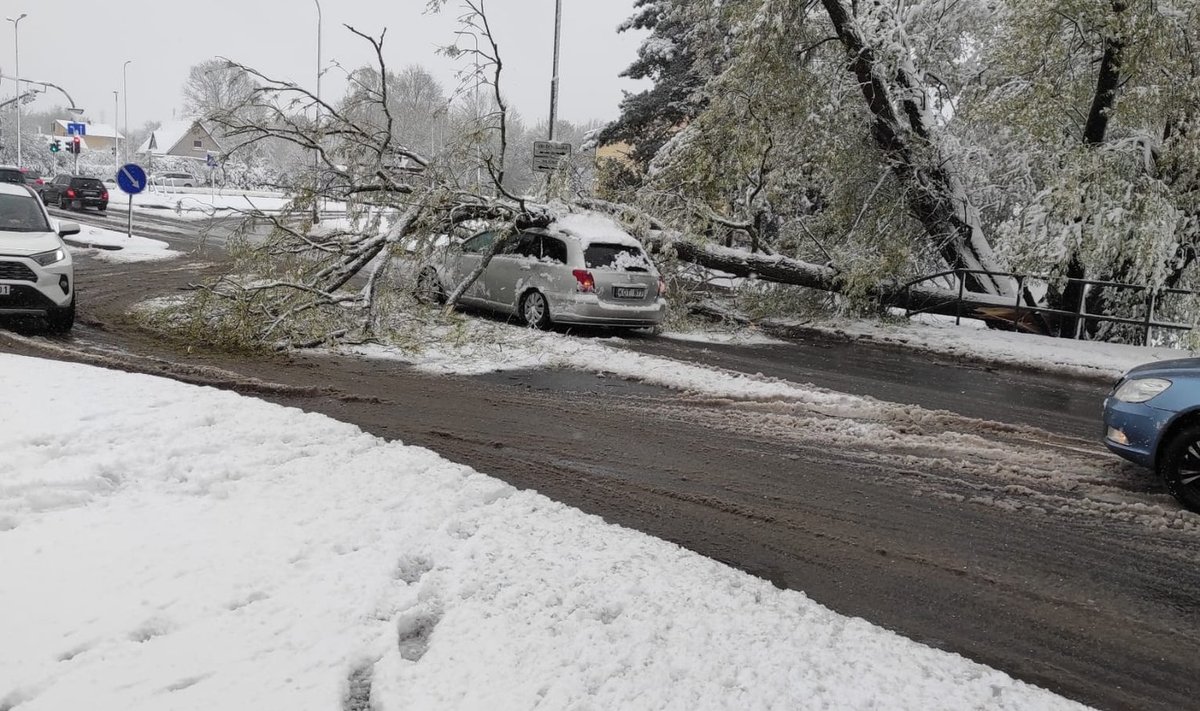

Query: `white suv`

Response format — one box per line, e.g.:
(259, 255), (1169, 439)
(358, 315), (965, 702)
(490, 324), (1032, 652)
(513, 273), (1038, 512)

(0, 182), (79, 332)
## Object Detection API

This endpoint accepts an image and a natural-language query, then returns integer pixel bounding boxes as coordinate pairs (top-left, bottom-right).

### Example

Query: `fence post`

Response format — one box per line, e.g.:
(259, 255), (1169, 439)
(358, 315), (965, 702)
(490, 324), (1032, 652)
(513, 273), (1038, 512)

(1144, 289), (1157, 346)
(956, 270), (964, 326)
(1015, 274), (1025, 331)
(1073, 281), (1087, 340)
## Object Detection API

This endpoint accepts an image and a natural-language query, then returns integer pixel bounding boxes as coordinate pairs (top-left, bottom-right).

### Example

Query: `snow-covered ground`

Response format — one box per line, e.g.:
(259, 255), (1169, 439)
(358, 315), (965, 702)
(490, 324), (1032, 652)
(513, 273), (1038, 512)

(788, 314), (1196, 380)
(107, 190), (346, 221)
(62, 223), (181, 263)
(0, 353), (1086, 710)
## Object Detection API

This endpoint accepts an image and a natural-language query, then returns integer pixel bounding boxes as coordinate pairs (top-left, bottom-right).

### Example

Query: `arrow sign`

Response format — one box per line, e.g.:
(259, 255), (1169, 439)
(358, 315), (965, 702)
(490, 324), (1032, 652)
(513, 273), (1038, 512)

(117, 163), (147, 195)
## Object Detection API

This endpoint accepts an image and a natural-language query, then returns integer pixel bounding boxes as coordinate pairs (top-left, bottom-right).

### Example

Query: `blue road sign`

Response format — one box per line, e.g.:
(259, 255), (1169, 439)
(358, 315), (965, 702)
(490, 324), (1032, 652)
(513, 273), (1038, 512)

(66, 122), (87, 136)
(117, 163), (148, 195)
(206, 152), (219, 169)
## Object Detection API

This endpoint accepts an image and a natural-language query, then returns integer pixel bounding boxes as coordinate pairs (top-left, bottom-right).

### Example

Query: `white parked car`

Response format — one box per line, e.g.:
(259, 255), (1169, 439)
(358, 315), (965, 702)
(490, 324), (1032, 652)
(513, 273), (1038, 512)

(0, 182), (79, 332)
(416, 212), (668, 330)
(152, 172), (203, 189)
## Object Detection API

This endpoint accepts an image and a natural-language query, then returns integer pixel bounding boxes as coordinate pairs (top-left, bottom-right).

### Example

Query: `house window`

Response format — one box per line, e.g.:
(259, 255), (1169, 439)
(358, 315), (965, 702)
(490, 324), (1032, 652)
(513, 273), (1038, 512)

(193, 139), (203, 149)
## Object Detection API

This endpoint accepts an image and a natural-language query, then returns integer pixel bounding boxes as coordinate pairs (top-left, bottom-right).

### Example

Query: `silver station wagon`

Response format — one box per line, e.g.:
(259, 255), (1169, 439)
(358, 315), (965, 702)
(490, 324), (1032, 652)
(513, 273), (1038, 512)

(417, 213), (667, 329)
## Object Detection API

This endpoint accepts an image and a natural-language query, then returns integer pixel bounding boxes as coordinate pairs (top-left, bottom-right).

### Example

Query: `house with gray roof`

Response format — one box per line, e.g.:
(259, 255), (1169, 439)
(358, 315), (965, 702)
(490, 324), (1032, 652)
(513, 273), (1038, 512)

(137, 120), (223, 161)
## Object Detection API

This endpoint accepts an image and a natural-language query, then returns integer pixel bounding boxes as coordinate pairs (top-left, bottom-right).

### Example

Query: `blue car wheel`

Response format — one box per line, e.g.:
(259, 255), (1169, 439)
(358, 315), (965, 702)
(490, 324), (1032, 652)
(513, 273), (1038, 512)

(1158, 422), (1200, 513)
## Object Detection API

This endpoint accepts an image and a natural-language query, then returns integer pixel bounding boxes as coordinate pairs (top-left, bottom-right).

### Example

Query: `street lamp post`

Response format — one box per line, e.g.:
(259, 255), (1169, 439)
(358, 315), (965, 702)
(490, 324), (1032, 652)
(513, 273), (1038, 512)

(123, 60), (131, 163)
(113, 90), (120, 175)
(7, 13), (28, 168)
(548, 0), (562, 141)
(312, 0), (322, 224)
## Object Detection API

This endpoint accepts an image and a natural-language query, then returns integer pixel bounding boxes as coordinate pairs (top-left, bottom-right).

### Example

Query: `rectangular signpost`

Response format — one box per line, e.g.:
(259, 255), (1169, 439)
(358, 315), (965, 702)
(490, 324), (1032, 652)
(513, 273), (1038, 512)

(532, 140), (572, 173)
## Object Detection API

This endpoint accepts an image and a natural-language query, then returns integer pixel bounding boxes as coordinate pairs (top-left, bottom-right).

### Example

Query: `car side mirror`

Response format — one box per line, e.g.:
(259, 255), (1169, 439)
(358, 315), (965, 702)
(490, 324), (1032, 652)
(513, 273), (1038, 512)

(58, 221), (81, 237)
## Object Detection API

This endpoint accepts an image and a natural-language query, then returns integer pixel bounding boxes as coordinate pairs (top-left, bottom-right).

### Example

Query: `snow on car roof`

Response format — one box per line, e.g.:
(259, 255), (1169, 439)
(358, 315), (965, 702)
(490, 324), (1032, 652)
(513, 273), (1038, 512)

(551, 212), (644, 249)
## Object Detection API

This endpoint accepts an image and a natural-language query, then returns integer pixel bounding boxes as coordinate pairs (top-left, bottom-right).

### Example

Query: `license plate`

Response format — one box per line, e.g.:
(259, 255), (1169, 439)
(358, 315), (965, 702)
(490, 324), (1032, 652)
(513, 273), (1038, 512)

(0, 285), (10, 296)
(613, 286), (645, 299)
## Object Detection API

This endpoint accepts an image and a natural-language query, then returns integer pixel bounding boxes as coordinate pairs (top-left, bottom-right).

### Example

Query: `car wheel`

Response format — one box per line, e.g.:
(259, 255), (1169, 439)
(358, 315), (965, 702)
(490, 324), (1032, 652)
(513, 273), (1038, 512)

(415, 268), (446, 305)
(520, 290), (552, 330)
(184, 183), (193, 189)
(1158, 422), (1200, 513)
(45, 296), (75, 335)
(57, 195), (69, 210)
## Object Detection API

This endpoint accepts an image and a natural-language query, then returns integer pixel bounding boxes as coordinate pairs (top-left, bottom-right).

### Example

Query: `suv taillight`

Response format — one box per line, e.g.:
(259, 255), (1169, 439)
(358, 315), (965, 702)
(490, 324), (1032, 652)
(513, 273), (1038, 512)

(65, 188), (76, 198)
(572, 269), (596, 293)
(658, 277), (667, 297)
(101, 190), (109, 201)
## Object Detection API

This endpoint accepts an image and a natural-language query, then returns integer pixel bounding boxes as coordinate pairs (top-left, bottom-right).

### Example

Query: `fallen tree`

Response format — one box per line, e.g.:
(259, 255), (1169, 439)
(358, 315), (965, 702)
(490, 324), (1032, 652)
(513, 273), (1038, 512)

(578, 198), (1044, 331)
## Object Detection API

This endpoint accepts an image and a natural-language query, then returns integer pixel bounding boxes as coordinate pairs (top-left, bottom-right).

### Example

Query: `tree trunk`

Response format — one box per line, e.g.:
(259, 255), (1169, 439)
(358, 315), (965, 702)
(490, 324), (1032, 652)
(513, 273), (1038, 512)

(1083, 4), (1127, 147)
(1060, 1), (1127, 336)
(648, 236), (1033, 328)
(818, 0), (1014, 298)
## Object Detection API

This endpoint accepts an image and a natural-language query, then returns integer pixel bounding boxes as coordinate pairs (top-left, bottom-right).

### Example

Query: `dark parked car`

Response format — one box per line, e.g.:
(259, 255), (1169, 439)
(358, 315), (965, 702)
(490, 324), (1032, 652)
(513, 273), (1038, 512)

(22, 169), (44, 188)
(38, 175), (109, 212)
(0, 166), (25, 185)
(1103, 359), (1200, 512)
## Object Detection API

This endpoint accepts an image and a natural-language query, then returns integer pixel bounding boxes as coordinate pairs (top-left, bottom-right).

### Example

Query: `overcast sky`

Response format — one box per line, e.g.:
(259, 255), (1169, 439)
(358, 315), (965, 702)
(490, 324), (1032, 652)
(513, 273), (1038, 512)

(2, 0), (647, 133)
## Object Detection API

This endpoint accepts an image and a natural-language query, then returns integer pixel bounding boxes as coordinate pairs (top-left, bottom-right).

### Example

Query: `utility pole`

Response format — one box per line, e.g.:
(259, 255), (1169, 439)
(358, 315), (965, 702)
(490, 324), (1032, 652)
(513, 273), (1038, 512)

(312, 0), (322, 225)
(123, 60), (131, 163)
(7, 13), (27, 167)
(548, 0), (562, 141)
(113, 90), (119, 175)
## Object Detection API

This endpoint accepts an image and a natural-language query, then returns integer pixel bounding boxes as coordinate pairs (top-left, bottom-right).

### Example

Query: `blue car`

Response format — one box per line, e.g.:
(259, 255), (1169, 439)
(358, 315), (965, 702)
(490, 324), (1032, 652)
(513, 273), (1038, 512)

(1103, 358), (1200, 512)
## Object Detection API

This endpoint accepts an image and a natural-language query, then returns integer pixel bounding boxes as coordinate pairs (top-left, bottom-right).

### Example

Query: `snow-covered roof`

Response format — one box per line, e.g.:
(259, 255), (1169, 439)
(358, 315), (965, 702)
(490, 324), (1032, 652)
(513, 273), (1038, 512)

(54, 120), (123, 140)
(552, 212), (644, 249)
(137, 119), (222, 156)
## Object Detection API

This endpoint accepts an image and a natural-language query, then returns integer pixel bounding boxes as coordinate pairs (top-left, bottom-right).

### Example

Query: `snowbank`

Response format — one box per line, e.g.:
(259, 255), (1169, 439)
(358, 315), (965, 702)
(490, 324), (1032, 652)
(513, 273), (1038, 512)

(62, 223), (181, 263)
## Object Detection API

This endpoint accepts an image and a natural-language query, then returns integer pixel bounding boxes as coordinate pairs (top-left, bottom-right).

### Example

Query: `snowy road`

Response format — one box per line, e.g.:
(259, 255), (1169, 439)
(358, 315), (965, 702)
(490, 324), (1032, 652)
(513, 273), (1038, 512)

(2, 249), (1198, 710)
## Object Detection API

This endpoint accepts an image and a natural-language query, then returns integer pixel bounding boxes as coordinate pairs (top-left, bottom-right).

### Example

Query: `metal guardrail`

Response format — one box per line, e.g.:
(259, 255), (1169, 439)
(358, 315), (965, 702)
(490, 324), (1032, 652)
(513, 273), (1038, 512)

(902, 269), (1199, 346)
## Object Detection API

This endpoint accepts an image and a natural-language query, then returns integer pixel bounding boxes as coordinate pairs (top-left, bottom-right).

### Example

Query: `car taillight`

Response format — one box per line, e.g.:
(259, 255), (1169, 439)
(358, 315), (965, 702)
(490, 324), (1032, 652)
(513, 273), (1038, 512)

(66, 188), (76, 198)
(35, 178), (43, 186)
(101, 190), (109, 201)
(658, 277), (667, 297)
(572, 269), (595, 293)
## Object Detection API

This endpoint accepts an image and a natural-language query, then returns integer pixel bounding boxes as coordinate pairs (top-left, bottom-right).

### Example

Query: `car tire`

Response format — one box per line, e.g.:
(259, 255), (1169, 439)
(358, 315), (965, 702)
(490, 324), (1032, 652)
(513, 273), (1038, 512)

(520, 290), (552, 330)
(1157, 422), (1200, 513)
(45, 296), (75, 334)
(415, 268), (446, 305)
(57, 195), (69, 210)
(184, 183), (193, 189)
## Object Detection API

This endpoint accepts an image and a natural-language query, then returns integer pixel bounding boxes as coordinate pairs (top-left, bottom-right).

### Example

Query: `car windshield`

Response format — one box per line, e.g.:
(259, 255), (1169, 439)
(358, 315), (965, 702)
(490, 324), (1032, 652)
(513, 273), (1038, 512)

(584, 243), (651, 271)
(461, 231), (497, 254)
(0, 193), (51, 233)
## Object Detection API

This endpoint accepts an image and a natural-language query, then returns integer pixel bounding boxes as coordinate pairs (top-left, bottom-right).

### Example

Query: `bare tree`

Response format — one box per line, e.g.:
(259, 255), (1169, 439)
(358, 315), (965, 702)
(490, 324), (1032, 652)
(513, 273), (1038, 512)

(187, 4), (546, 349)
(182, 59), (261, 130)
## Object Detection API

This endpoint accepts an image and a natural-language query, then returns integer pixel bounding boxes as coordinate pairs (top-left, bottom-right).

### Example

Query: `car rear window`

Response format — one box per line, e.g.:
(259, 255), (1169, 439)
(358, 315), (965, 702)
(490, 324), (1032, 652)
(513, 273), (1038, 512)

(0, 169), (24, 184)
(584, 243), (651, 271)
(71, 178), (105, 190)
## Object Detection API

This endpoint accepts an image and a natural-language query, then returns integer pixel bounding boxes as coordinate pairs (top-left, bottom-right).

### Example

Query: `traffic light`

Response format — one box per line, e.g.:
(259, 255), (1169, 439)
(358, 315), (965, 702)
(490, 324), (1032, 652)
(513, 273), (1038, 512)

(49, 139), (61, 153)
(71, 136), (81, 155)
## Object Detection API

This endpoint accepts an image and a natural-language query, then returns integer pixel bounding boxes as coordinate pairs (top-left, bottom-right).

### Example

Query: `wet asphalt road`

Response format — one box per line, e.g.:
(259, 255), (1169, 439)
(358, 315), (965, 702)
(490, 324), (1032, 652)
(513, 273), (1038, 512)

(489, 334), (1111, 441)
